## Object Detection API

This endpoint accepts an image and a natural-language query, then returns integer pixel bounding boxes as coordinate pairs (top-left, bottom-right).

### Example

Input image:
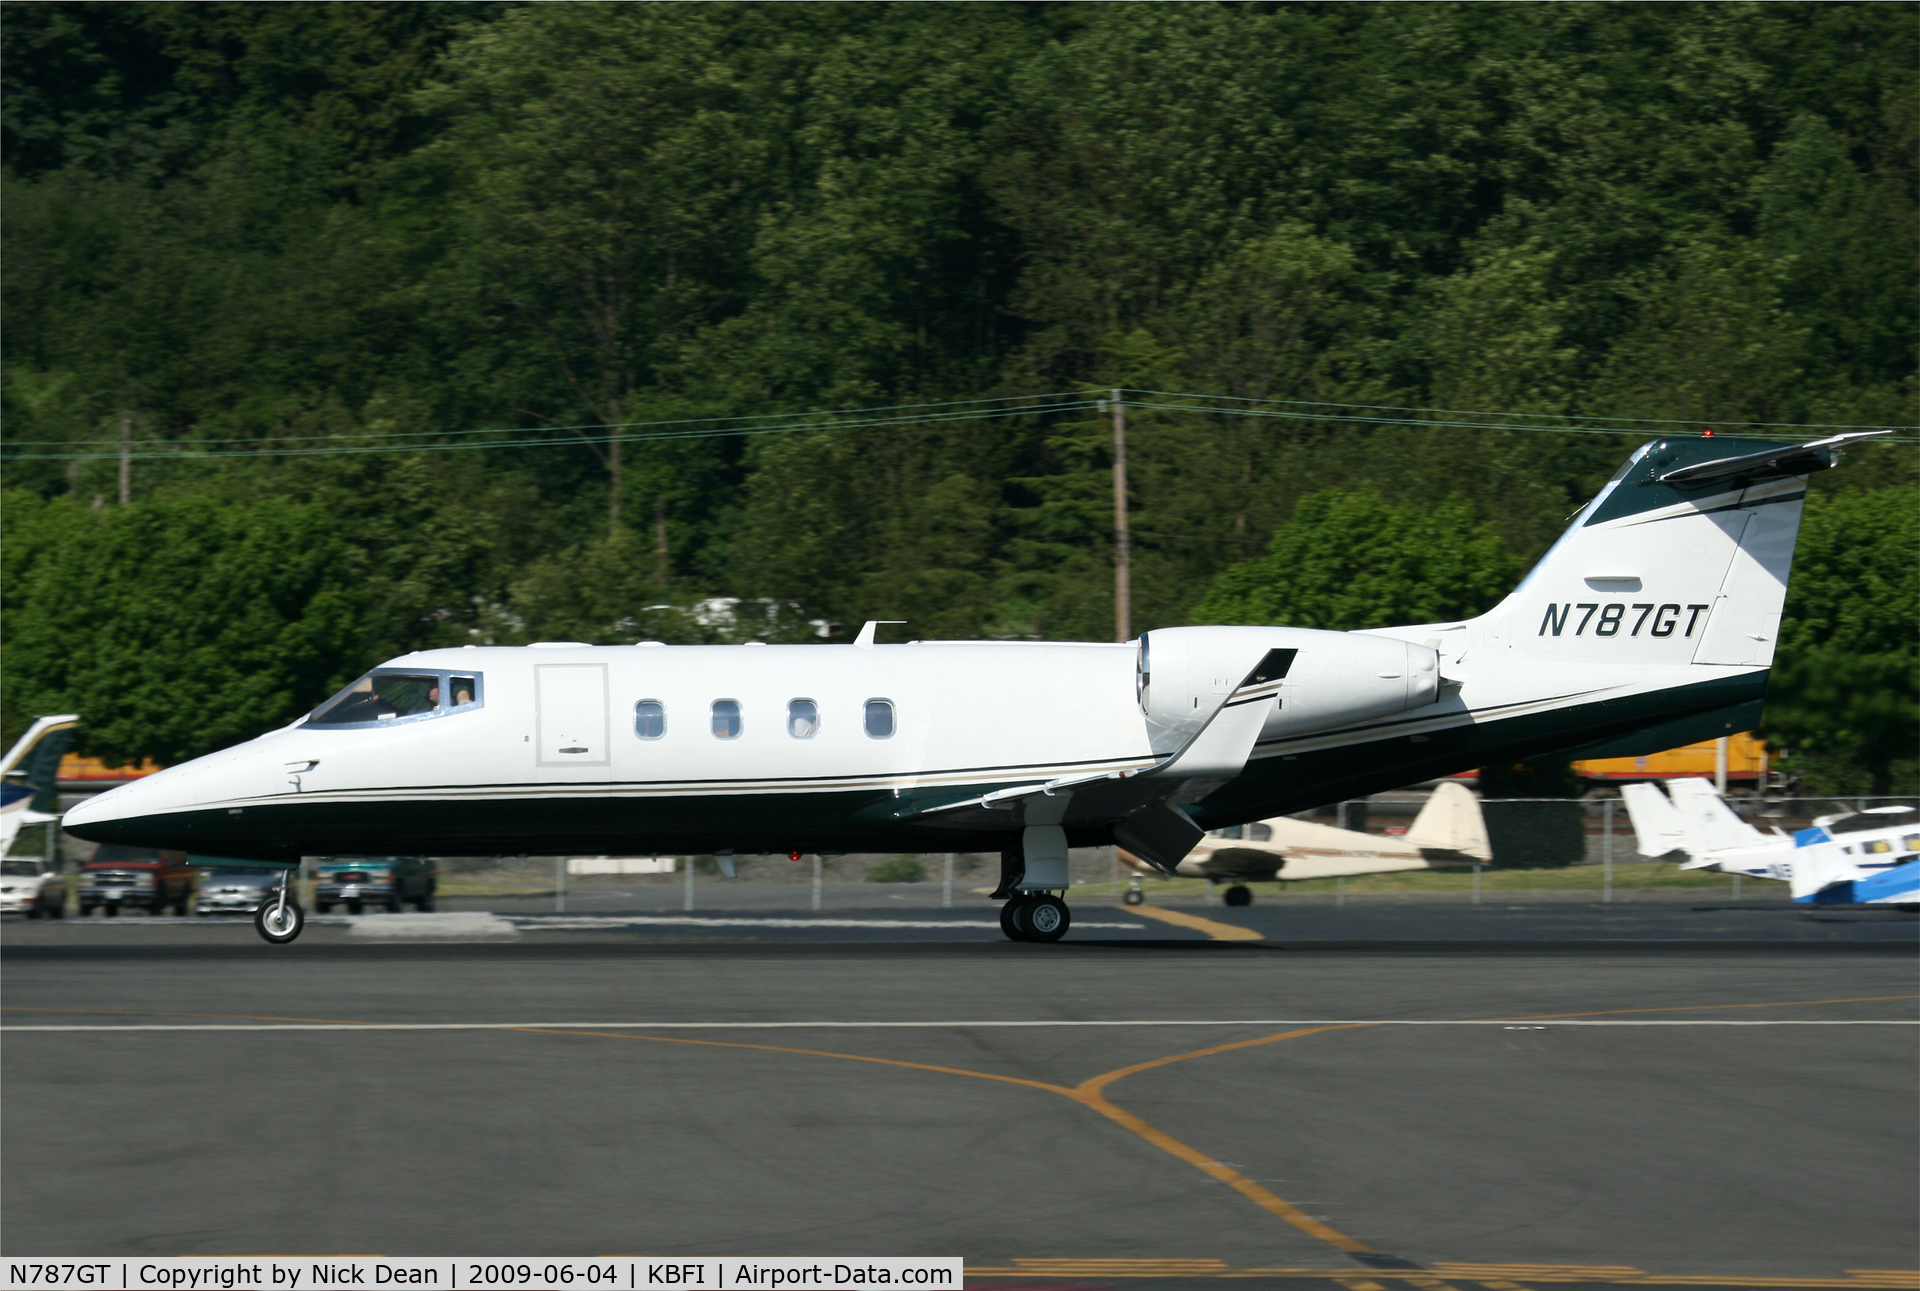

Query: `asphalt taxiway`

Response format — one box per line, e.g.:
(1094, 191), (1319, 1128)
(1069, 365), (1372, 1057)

(2, 901), (1914, 1289)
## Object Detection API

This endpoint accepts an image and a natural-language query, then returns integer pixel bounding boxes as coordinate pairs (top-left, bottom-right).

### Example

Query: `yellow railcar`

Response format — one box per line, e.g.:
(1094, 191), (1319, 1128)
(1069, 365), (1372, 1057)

(1572, 731), (1770, 784)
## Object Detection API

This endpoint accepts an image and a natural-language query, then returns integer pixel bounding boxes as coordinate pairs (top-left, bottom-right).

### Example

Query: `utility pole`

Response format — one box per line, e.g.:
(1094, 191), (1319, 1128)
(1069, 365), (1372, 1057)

(1109, 388), (1131, 643)
(117, 356), (133, 505)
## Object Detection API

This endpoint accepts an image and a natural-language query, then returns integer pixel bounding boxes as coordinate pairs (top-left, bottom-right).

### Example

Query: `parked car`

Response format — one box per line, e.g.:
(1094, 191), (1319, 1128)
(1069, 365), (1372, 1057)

(313, 856), (437, 914)
(194, 867), (280, 916)
(76, 846), (194, 916)
(1, 858), (65, 918)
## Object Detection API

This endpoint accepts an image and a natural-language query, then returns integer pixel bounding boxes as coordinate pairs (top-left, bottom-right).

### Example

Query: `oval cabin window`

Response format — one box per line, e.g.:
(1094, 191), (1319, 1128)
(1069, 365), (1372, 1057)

(864, 699), (894, 739)
(711, 700), (742, 740)
(634, 700), (666, 740)
(788, 699), (819, 739)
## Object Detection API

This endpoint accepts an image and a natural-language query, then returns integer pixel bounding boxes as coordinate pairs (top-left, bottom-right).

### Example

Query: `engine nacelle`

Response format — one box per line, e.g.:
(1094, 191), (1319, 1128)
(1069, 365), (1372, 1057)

(1138, 626), (1439, 755)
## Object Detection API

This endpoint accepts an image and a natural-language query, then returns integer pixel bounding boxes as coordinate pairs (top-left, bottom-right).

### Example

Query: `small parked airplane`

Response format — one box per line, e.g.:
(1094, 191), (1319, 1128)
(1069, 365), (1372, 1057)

(1123, 780), (1491, 905)
(0, 715), (77, 857)
(1623, 777), (1919, 906)
(65, 431), (1882, 942)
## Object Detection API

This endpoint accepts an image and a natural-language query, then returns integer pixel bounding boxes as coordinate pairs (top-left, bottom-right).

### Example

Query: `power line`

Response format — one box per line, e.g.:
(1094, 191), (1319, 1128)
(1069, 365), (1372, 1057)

(4, 389), (1914, 463)
(1118, 387), (1919, 433)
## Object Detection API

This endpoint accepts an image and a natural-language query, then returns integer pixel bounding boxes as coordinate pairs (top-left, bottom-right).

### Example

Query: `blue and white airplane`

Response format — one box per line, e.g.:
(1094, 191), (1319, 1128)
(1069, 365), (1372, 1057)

(1624, 777), (1919, 906)
(64, 432), (1882, 942)
(0, 714), (77, 857)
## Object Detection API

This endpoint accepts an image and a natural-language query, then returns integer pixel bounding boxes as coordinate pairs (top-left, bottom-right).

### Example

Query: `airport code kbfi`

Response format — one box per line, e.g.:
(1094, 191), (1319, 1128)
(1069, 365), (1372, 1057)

(5, 1260), (961, 1290)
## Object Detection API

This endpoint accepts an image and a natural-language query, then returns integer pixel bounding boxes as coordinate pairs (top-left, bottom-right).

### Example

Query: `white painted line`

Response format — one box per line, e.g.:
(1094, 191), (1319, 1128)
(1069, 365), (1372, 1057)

(3, 1019), (1911, 1032)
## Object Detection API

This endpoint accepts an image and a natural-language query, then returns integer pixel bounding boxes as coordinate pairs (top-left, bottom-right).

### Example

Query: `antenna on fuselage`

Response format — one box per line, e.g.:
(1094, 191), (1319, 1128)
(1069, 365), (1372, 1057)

(853, 621), (906, 649)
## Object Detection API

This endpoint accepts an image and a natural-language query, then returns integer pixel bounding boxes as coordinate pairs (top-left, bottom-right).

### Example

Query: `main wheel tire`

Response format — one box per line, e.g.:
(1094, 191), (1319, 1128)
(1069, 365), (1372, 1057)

(1122, 888), (1144, 906)
(1025, 895), (1071, 942)
(416, 887), (435, 913)
(346, 899), (363, 915)
(999, 896), (1033, 942)
(105, 904), (119, 918)
(1223, 884), (1253, 908)
(254, 896), (304, 944)
(387, 894), (404, 913)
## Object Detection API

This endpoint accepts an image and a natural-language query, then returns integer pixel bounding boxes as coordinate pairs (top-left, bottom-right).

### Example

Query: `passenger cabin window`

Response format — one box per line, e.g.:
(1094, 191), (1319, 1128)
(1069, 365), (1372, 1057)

(634, 700), (666, 740)
(1216, 825), (1244, 840)
(711, 700), (742, 739)
(309, 673), (443, 726)
(1904, 835), (1920, 851)
(788, 699), (819, 739)
(450, 675), (478, 708)
(864, 699), (894, 739)
(1865, 839), (1892, 854)
(1249, 823), (1272, 842)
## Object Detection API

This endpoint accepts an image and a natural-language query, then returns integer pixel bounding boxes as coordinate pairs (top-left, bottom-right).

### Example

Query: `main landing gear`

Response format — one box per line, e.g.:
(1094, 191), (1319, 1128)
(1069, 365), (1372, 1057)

(253, 868), (304, 945)
(999, 892), (1071, 943)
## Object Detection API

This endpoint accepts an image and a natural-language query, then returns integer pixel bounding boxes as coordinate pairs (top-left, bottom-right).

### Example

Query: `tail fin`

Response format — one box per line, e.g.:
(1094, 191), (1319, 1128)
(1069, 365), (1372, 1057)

(1663, 778), (1768, 854)
(1402, 781), (1492, 861)
(1491, 435), (1857, 668)
(1440, 432), (1883, 761)
(0, 714), (77, 854)
(1620, 782), (1688, 859)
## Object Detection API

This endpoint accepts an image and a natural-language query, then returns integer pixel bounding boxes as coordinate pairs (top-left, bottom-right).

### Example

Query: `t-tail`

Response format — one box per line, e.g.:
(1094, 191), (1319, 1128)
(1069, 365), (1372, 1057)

(1420, 432), (1884, 763)
(1208, 429), (1891, 821)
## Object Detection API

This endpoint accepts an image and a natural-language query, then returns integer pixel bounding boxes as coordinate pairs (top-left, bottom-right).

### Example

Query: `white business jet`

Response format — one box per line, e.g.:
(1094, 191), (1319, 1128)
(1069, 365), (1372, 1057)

(64, 431), (1883, 943)
(1624, 778), (1919, 906)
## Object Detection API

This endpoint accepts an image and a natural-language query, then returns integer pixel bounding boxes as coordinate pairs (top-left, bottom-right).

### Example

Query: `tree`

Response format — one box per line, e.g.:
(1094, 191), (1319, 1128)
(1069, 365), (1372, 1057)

(1189, 489), (1524, 630)
(1, 491), (366, 764)
(1764, 486), (1920, 795)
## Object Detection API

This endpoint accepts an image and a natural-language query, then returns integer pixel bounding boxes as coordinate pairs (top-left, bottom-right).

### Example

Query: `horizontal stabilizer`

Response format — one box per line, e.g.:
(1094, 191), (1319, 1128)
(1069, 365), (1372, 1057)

(1656, 431), (1888, 487)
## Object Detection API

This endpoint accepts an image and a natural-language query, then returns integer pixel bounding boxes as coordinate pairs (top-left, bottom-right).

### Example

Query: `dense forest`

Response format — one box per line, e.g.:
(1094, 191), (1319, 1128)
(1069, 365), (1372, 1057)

(3, 2), (1915, 792)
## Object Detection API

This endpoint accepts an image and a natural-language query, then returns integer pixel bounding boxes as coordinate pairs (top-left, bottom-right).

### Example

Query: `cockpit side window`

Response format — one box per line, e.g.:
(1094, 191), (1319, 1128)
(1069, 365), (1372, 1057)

(305, 671), (484, 728)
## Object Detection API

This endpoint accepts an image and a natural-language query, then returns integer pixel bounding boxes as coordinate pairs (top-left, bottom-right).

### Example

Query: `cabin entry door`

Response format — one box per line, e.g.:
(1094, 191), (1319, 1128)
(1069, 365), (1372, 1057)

(535, 664), (612, 771)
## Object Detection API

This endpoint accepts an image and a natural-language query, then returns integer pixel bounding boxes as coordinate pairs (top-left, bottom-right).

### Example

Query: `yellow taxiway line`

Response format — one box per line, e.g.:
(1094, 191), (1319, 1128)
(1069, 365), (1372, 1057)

(1125, 905), (1265, 941)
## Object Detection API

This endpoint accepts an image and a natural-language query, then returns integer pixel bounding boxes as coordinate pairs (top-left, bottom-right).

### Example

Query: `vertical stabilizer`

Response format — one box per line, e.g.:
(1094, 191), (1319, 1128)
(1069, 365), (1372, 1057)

(1402, 781), (1492, 861)
(1486, 436), (1853, 668)
(1665, 777), (1768, 854)
(1621, 782), (1688, 859)
(0, 715), (78, 854)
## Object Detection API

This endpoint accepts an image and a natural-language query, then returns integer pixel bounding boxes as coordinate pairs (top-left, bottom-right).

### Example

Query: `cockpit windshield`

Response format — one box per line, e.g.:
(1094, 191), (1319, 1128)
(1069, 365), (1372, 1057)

(305, 671), (483, 728)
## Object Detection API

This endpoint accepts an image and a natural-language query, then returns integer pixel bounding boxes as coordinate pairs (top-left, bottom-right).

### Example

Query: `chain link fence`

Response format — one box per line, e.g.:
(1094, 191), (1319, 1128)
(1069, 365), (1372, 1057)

(32, 792), (1918, 913)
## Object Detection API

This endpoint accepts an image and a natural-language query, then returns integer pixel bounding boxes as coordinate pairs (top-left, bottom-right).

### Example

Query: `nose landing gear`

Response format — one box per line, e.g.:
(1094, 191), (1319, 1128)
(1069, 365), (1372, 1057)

(253, 869), (305, 945)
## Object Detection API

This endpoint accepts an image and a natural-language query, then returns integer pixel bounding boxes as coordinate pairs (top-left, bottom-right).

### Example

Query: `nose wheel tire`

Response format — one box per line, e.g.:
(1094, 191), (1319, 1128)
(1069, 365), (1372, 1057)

(1223, 884), (1253, 907)
(1122, 885), (1144, 906)
(254, 896), (304, 944)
